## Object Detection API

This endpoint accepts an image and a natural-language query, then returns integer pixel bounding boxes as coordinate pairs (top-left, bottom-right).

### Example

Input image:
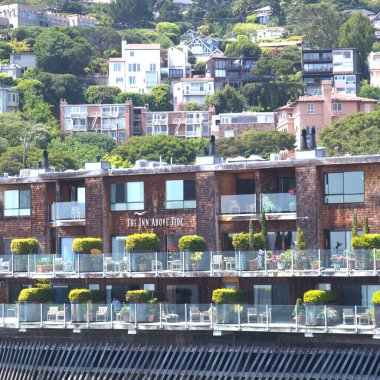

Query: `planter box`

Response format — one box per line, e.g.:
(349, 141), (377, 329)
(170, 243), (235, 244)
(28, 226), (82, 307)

(128, 304), (147, 322)
(235, 251), (249, 271)
(36, 264), (53, 273)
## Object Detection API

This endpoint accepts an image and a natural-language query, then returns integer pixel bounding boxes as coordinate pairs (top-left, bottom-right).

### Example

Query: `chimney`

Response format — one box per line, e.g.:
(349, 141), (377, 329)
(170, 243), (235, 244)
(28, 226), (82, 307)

(321, 80), (332, 126)
(43, 150), (48, 169)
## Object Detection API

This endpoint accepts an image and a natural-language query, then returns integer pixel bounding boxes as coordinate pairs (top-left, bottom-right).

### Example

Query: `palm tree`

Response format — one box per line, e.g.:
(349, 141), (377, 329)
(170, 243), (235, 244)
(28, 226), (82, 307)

(231, 0), (253, 22)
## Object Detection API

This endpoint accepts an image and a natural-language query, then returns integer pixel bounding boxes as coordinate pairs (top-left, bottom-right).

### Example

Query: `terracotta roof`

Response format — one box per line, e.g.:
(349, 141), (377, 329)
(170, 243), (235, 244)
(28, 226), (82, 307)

(296, 94), (378, 103)
(180, 77), (214, 82)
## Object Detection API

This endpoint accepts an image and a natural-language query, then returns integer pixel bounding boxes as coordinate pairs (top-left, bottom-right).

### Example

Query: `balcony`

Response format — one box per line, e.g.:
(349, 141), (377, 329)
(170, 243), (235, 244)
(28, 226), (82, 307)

(50, 202), (85, 226)
(2, 301), (377, 337)
(220, 194), (256, 214)
(260, 193), (297, 213)
(2, 249), (378, 279)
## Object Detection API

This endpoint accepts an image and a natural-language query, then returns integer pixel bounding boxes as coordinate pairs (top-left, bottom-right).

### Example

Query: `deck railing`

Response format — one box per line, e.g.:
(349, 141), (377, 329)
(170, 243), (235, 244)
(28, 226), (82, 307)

(1, 303), (377, 336)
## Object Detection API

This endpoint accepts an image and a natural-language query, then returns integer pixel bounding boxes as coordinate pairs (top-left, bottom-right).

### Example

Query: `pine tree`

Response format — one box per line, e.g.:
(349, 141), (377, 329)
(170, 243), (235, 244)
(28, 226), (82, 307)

(296, 226), (306, 251)
(363, 217), (370, 234)
(352, 211), (358, 237)
(259, 210), (268, 249)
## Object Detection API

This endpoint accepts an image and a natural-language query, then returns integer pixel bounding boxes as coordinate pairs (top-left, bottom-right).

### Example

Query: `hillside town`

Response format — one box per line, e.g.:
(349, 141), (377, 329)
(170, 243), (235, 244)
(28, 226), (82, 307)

(0, 0), (380, 378)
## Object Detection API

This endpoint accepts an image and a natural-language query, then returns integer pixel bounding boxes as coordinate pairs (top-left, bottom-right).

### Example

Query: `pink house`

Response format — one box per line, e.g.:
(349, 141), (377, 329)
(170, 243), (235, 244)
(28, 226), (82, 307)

(276, 80), (377, 149)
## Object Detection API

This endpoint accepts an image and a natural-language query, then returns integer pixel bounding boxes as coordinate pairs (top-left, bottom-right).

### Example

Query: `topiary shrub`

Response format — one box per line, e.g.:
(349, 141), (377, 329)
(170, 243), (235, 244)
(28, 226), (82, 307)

(126, 233), (160, 252)
(303, 289), (338, 304)
(89, 289), (105, 303)
(232, 233), (249, 249)
(372, 291), (380, 305)
(253, 233), (266, 250)
(178, 235), (206, 251)
(18, 287), (53, 303)
(212, 288), (249, 304)
(11, 238), (38, 254)
(72, 238), (103, 254)
(68, 289), (91, 303)
(352, 234), (380, 249)
(125, 290), (151, 303)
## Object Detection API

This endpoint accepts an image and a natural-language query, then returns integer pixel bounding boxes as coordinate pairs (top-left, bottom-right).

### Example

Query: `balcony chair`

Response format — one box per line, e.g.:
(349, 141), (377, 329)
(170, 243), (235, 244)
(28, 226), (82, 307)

(189, 306), (201, 322)
(121, 256), (129, 271)
(260, 308), (272, 323)
(212, 255), (223, 271)
(168, 259), (181, 271)
(152, 260), (163, 271)
(224, 257), (236, 271)
(342, 308), (355, 325)
(71, 206), (81, 219)
(0, 258), (10, 272)
(104, 257), (114, 272)
(96, 306), (108, 322)
(358, 310), (372, 325)
(47, 307), (59, 321)
(161, 305), (178, 323)
(247, 307), (259, 323)
(228, 200), (240, 214)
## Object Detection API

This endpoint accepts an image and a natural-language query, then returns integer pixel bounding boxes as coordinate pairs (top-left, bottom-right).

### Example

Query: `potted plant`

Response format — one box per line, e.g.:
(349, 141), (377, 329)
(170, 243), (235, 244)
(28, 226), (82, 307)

(310, 260), (320, 270)
(293, 298), (305, 325)
(126, 233), (160, 271)
(118, 304), (130, 322)
(352, 234), (380, 270)
(11, 238), (38, 272)
(232, 232), (249, 271)
(178, 235), (206, 271)
(139, 256), (148, 271)
(190, 251), (203, 271)
(303, 289), (338, 326)
(68, 288), (91, 323)
(72, 237), (103, 272)
(372, 291), (380, 327)
(125, 289), (151, 322)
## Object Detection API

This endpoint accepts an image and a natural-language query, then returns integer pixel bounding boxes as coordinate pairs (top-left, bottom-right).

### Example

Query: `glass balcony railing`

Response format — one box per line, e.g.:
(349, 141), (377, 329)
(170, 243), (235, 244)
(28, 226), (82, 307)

(220, 194), (256, 214)
(51, 201), (85, 221)
(260, 193), (297, 213)
(0, 302), (375, 336)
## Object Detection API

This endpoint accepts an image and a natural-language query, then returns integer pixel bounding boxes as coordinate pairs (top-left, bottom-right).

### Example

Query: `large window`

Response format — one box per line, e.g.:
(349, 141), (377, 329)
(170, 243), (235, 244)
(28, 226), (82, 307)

(166, 180), (196, 209)
(4, 189), (31, 216)
(324, 171), (364, 203)
(110, 182), (144, 211)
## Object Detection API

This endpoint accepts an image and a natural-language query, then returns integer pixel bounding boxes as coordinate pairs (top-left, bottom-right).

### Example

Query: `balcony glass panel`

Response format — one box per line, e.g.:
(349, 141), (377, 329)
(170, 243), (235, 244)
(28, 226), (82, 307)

(220, 194), (256, 214)
(261, 193), (296, 213)
(51, 202), (85, 221)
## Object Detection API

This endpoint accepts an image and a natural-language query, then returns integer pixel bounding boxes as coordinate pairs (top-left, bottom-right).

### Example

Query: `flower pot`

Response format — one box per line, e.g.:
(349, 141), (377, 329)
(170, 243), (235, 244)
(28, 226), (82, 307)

(277, 262), (285, 270)
(311, 263), (319, 270)
(248, 259), (258, 271)
(348, 259), (355, 270)
(139, 263), (147, 271)
(192, 262), (200, 271)
(374, 305), (380, 327)
(147, 314), (155, 322)
(235, 250), (249, 271)
(36, 264), (53, 273)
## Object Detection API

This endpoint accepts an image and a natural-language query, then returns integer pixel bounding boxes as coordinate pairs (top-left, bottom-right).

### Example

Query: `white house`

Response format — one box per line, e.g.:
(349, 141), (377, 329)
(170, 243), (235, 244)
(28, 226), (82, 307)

(181, 36), (223, 62)
(0, 63), (22, 79)
(9, 52), (37, 72)
(161, 46), (191, 82)
(369, 51), (380, 87)
(109, 42), (161, 94)
(173, 78), (214, 110)
(256, 27), (289, 41)
(0, 88), (19, 113)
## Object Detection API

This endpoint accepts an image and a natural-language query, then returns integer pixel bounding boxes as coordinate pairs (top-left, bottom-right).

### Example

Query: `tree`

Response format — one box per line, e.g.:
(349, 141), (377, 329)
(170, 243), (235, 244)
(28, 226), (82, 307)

(34, 28), (93, 75)
(70, 133), (116, 153)
(149, 84), (172, 111)
(318, 110), (380, 156)
(115, 92), (151, 106)
(157, 0), (183, 22)
(231, 0), (253, 22)
(156, 22), (181, 37)
(293, 4), (343, 49)
(360, 80), (380, 101)
(102, 153), (133, 168)
(224, 36), (261, 57)
(352, 211), (358, 237)
(259, 210), (268, 249)
(253, 58), (295, 78)
(0, 73), (15, 87)
(85, 86), (121, 104)
(363, 217), (370, 234)
(109, 0), (154, 28)
(296, 226), (306, 250)
(339, 13), (375, 77)
(205, 85), (245, 114)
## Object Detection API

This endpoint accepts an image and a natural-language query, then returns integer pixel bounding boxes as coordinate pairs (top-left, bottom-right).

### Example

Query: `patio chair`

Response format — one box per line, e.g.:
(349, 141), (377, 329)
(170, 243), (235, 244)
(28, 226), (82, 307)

(247, 307), (258, 323)
(189, 306), (201, 322)
(96, 306), (108, 322)
(168, 259), (181, 271)
(358, 310), (372, 325)
(212, 255), (223, 271)
(260, 308), (272, 323)
(161, 305), (178, 323)
(47, 306), (58, 321)
(104, 257), (114, 272)
(342, 308), (355, 325)
(228, 200), (240, 214)
(152, 260), (163, 271)
(0, 258), (10, 272)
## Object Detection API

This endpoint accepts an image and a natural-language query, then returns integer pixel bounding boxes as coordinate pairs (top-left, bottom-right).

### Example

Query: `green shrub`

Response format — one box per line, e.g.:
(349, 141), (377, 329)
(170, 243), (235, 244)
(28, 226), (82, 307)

(372, 291), (380, 305)
(232, 233), (265, 249)
(18, 287), (53, 303)
(303, 289), (338, 304)
(178, 235), (206, 251)
(11, 238), (38, 254)
(125, 290), (151, 303)
(126, 233), (160, 252)
(212, 288), (249, 303)
(352, 234), (380, 249)
(72, 238), (103, 254)
(68, 289), (91, 303)
(89, 290), (105, 303)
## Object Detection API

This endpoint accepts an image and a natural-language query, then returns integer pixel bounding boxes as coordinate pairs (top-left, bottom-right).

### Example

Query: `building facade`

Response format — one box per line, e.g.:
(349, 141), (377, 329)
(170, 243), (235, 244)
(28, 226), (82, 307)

(0, 152), (380, 309)
(302, 48), (361, 95)
(369, 51), (380, 87)
(276, 80), (377, 149)
(0, 87), (19, 113)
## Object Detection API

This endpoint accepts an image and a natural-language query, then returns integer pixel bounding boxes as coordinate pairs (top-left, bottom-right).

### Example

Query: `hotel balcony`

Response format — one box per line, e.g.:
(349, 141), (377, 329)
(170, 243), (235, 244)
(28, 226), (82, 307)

(50, 201), (85, 226)
(2, 302), (377, 337)
(0, 249), (378, 279)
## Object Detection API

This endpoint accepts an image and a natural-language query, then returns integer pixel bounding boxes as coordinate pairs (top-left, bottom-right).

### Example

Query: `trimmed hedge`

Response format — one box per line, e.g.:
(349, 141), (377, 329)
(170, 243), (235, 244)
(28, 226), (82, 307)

(18, 287), (53, 303)
(89, 290), (105, 303)
(126, 233), (160, 252)
(212, 288), (249, 304)
(303, 290), (338, 304)
(72, 238), (103, 254)
(125, 290), (151, 303)
(178, 235), (206, 251)
(11, 239), (38, 254)
(232, 232), (266, 250)
(352, 234), (380, 249)
(372, 291), (380, 305)
(68, 289), (91, 303)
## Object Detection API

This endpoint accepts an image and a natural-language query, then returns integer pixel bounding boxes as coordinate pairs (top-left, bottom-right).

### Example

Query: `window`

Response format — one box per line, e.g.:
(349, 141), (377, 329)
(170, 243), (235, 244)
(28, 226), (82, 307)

(224, 130), (234, 138)
(128, 63), (140, 72)
(129, 51), (134, 57)
(113, 63), (121, 72)
(150, 63), (156, 71)
(116, 77), (123, 83)
(307, 103), (314, 114)
(4, 189), (31, 216)
(324, 171), (364, 203)
(253, 285), (271, 306)
(166, 180), (196, 209)
(128, 76), (136, 85)
(332, 103), (342, 112)
(110, 182), (144, 211)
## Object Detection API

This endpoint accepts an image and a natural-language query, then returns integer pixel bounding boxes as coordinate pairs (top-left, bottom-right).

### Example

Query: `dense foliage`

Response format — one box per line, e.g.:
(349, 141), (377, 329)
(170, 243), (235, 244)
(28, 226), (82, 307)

(11, 239), (39, 254)
(212, 288), (249, 303)
(178, 235), (207, 251)
(18, 287), (53, 303)
(72, 238), (103, 254)
(303, 290), (338, 304)
(351, 234), (380, 249)
(126, 233), (160, 252)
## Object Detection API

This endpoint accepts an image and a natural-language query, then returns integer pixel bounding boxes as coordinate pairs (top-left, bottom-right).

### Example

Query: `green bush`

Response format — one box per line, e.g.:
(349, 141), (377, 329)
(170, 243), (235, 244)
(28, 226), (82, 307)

(352, 234), (380, 249)
(126, 233), (160, 252)
(178, 235), (206, 251)
(18, 287), (53, 303)
(68, 289), (91, 303)
(72, 238), (103, 254)
(125, 290), (151, 303)
(303, 290), (338, 304)
(232, 233), (265, 249)
(372, 291), (380, 305)
(212, 288), (249, 304)
(11, 238), (38, 254)
(89, 290), (105, 303)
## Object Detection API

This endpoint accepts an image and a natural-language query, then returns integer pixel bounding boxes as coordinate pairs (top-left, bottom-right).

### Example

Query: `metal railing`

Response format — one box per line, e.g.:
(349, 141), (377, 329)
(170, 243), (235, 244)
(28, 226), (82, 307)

(1, 303), (377, 336)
